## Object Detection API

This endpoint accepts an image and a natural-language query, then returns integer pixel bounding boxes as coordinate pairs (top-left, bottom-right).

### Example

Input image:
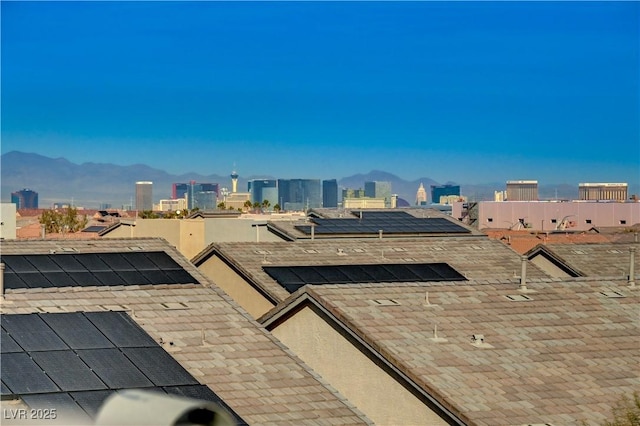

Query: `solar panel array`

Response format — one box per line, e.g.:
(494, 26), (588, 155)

(0, 312), (247, 425)
(2, 251), (199, 289)
(263, 263), (467, 293)
(295, 216), (470, 235)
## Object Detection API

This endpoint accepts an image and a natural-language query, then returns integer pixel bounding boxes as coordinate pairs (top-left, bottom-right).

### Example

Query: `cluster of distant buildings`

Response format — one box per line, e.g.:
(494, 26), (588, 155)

(134, 172), (401, 213)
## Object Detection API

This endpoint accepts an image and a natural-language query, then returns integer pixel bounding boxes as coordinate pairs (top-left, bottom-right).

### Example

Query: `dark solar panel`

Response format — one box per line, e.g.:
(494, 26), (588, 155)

(31, 351), (107, 392)
(1, 328), (23, 353)
(82, 226), (107, 233)
(295, 215), (470, 235)
(41, 313), (114, 350)
(51, 255), (86, 272)
(1, 352), (60, 394)
(264, 263), (466, 293)
(70, 390), (115, 417)
(22, 392), (90, 421)
(76, 349), (154, 389)
(1, 314), (68, 351)
(85, 311), (158, 348)
(122, 347), (199, 386)
(145, 251), (183, 269)
(124, 252), (158, 270)
(4, 252), (199, 289)
(3, 272), (28, 289)
(1, 380), (12, 396)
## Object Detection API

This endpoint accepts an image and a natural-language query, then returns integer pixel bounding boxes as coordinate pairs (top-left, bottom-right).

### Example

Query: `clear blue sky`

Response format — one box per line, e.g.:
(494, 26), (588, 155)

(2, 1), (638, 185)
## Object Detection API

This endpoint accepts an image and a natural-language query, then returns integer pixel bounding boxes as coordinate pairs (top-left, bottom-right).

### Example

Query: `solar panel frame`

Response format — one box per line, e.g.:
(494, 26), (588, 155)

(122, 347), (199, 387)
(40, 313), (114, 350)
(1, 314), (69, 351)
(76, 348), (154, 389)
(21, 392), (90, 421)
(1, 352), (60, 394)
(1, 380), (12, 396)
(85, 311), (158, 348)
(1, 328), (24, 353)
(30, 351), (107, 392)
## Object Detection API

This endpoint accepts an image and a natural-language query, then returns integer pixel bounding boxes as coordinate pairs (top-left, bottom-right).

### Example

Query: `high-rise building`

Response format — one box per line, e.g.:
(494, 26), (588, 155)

(415, 183), (427, 206)
(364, 181), (392, 207)
(135, 181), (153, 211)
(431, 184), (460, 204)
(249, 180), (278, 207)
(342, 188), (366, 199)
(277, 179), (321, 211)
(322, 179), (338, 208)
(579, 183), (628, 201)
(230, 170), (239, 193)
(11, 189), (38, 209)
(506, 180), (538, 201)
(173, 182), (219, 209)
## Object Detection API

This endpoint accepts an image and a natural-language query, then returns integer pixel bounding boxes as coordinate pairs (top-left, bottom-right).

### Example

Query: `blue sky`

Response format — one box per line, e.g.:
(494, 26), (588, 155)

(2, 1), (638, 185)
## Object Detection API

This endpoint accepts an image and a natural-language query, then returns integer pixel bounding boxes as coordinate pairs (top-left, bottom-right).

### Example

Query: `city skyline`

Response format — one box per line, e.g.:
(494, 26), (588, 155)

(2, 1), (638, 185)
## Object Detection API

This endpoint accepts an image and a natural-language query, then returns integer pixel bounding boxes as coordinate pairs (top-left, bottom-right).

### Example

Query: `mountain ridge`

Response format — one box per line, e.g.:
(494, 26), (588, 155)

(0, 151), (605, 208)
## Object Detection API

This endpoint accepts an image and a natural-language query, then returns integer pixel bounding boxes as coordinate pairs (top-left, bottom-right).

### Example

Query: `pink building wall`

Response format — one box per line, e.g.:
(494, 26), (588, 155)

(452, 201), (640, 232)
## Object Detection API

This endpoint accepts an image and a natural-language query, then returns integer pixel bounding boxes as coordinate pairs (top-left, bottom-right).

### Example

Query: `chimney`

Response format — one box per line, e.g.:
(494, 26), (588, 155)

(629, 246), (636, 288)
(519, 256), (528, 291)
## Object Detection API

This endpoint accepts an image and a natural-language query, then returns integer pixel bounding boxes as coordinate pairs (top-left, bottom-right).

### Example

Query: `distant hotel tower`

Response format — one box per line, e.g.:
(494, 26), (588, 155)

(11, 188), (38, 209)
(415, 183), (427, 205)
(431, 184), (460, 204)
(322, 179), (338, 208)
(506, 180), (538, 201)
(230, 170), (239, 193)
(135, 181), (153, 211)
(579, 183), (628, 201)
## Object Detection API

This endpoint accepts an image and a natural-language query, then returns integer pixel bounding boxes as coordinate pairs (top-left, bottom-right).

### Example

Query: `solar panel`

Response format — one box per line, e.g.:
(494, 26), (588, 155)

(21, 272), (54, 288)
(1, 380), (12, 396)
(51, 254), (86, 272)
(93, 271), (128, 286)
(85, 311), (158, 348)
(41, 313), (114, 350)
(3, 272), (28, 289)
(145, 251), (183, 269)
(97, 253), (134, 270)
(76, 349), (154, 389)
(1, 328), (23, 353)
(68, 271), (103, 287)
(75, 253), (110, 271)
(124, 252), (158, 270)
(2, 255), (35, 272)
(1, 352), (60, 394)
(31, 350), (107, 392)
(164, 269), (198, 284)
(295, 215), (470, 235)
(23, 255), (64, 272)
(122, 347), (199, 387)
(45, 271), (80, 287)
(264, 263), (467, 293)
(1, 314), (69, 351)
(70, 390), (115, 417)
(21, 392), (90, 421)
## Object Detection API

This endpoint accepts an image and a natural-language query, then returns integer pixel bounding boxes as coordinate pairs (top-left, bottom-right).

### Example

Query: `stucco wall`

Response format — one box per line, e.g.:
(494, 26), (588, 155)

(1, 203), (17, 240)
(197, 255), (275, 318)
(270, 305), (448, 426)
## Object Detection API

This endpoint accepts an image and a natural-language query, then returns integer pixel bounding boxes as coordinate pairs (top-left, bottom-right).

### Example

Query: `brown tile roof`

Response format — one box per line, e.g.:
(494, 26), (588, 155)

(526, 242), (640, 279)
(262, 278), (640, 425)
(483, 229), (613, 254)
(197, 237), (552, 303)
(0, 238), (371, 425)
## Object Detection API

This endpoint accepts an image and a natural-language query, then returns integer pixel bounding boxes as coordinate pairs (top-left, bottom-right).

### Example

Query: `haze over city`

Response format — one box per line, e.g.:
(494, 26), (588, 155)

(1, 1), (638, 185)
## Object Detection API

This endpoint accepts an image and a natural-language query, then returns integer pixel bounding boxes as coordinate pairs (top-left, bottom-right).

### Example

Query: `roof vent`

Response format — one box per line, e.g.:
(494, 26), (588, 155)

(59, 247), (77, 252)
(431, 246), (445, 251)
(600, 290), (625, 298)
(127, 246), (143, 251)
(37, 306), (67, 313)
(430, 324), (447, 343)
(304, 249), (319, 254)
(337, 248), (347, 256)
(471, 334), (494, 348)
(423, 291), (438, 308)
(100, 304), (130, 311)
(571, 249), (587, 255)
(161, 302), (189, 310)
(372, 299), (400, 306)
(353, 248), (366, 253)
(392, 247), (406, 252)
(505, 294), (533, 301)
(254, 250), (271, 255)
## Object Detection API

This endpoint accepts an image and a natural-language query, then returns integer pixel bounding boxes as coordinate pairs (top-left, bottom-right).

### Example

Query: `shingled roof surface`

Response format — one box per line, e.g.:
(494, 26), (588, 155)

(527, 242), (639, 278)
(0, 239), (371, 425)
(197, 237), (552, 303)
(264, 278), (640, 425)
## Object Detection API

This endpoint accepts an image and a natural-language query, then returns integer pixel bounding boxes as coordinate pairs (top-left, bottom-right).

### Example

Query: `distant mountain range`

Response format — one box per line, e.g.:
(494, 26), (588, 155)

(0, 151), (603, 209)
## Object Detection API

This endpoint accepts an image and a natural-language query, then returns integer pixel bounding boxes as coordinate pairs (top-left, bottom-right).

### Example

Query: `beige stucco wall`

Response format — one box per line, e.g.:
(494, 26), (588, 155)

(530, 254), (572, 278)
(197, 255), (275, 318)
(270, 306), (448, 426)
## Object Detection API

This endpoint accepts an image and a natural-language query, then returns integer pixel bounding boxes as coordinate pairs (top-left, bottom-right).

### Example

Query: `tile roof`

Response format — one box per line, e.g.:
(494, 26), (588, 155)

(262, 278), (640, 425)
(0, 238), (371, 425)
(526, 242), (640, 278)
(196, 237), (552, 303)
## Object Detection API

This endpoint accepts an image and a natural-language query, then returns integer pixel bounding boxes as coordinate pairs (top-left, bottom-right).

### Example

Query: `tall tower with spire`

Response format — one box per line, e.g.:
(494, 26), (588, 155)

(230, 169), (239, 193)
(416, 183), (427, 205)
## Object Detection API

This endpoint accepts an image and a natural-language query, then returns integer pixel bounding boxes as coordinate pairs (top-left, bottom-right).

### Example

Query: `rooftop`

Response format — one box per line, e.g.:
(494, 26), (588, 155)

(262, 277), (640, 425)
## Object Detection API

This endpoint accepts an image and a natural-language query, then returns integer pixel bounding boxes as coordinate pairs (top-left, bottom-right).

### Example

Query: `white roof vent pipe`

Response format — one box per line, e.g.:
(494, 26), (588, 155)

(629, 246), (636, 289)
(518, 256), (536, 293)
